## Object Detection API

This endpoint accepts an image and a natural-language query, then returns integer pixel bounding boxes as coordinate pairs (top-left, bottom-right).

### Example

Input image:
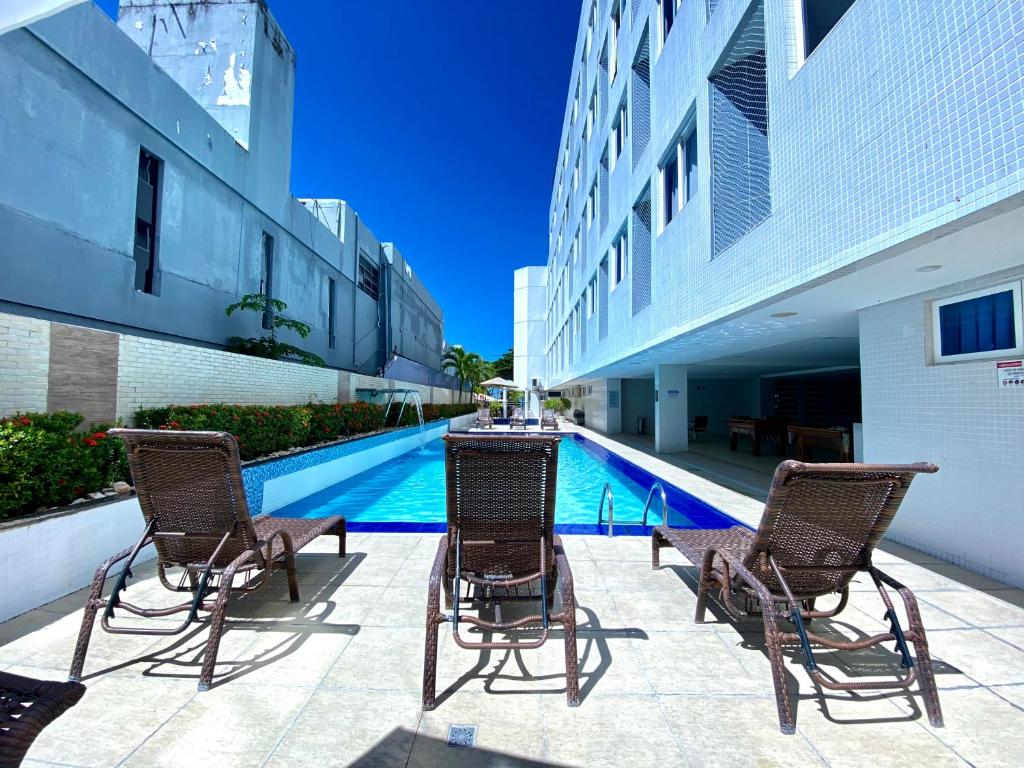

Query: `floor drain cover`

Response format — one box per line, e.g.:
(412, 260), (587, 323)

(447, 724), (477, 748)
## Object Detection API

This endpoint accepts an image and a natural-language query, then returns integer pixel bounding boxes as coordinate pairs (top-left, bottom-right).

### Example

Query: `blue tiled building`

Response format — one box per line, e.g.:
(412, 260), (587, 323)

(515, 0), (1024, 585)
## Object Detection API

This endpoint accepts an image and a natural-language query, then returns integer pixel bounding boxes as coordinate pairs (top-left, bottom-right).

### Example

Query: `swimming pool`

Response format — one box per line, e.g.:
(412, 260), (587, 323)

(273, 432), (739, 535)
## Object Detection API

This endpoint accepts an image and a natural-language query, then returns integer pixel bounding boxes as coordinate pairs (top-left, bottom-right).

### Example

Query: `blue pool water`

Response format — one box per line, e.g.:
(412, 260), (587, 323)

(273, 433), (739, 535)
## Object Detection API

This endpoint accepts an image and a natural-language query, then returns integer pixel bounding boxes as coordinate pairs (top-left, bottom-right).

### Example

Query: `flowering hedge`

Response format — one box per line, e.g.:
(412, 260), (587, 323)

(0, 412), (129, 520)
(133, 403), (387, 461)
(0, 400), (478, 519)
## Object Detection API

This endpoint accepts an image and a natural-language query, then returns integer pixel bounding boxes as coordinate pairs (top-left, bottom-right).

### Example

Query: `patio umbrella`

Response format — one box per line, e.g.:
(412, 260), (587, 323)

(479, 377), (518, 419)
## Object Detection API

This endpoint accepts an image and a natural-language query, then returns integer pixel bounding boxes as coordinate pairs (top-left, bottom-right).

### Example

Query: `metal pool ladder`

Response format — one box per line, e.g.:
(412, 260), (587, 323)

(597, 481), (668, 537)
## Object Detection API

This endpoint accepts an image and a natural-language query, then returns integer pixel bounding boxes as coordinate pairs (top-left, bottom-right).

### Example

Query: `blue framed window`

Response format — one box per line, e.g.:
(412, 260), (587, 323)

(932, 282), (1023, 362)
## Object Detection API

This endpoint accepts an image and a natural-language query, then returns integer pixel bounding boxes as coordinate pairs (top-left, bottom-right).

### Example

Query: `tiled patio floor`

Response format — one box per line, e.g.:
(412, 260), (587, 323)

(3, 430), (1024, 766)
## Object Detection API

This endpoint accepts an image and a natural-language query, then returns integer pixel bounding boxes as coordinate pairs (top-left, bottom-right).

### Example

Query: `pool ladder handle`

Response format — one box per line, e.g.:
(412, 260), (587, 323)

(596, 481), (668, 538)
(597, 483), (614, 538)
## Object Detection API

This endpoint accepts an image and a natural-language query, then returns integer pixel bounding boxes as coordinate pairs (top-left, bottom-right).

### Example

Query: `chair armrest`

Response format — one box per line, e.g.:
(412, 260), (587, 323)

(552, 537), (574, 596)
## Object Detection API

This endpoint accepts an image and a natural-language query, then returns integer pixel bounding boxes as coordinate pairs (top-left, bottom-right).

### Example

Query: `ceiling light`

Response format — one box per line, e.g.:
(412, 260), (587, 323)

(770, 311), (798, 318)
(916, 264), (943, 273)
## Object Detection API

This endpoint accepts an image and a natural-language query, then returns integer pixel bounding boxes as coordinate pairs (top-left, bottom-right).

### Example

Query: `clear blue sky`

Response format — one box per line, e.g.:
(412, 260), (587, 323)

(96, 0), (581, 362)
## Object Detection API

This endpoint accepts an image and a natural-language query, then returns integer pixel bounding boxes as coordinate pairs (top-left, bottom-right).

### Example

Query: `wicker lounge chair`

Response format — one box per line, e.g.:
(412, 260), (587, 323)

(652, 460), (942, 734)
(0, 672), (85, 768)
(474, 407), (494, 429)
(69, 429), (346, 692)
(540, 408), (558, 430)
(423, 434), (579, 709)
(509, 407), (527, 429)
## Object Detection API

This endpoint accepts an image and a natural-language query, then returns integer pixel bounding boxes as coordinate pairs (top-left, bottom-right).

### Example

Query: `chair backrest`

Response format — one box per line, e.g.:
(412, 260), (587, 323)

(512, 407), (525, 420)
(543, 409), (555, 419)
(442, 434), (560, 582)
(476, 407), (490, 418)
(109, 429), (261, 569)
(744, 460), (938, 597)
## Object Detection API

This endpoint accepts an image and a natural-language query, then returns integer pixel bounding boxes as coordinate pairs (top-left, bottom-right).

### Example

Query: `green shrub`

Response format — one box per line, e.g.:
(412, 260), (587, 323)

(0, 413), (129, 520)
(308, 402), (385, 440)
(488, 401), (502, 418)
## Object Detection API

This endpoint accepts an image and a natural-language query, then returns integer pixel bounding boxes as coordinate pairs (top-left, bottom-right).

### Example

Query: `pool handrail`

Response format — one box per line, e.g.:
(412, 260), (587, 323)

(641, 481), (668, 528)
(597, 482), (614, 537)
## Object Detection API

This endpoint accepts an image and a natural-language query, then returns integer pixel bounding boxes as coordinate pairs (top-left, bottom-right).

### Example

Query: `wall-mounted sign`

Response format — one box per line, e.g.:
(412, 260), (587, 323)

(997, 360), (1024, 388)
(608, 390), (620, 408)
(666, 389), (680, 398)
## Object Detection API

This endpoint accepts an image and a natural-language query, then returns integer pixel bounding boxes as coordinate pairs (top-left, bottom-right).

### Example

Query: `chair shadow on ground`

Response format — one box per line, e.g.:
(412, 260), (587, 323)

(77, 551), (366, 689)
(661, 562), (960, 729)
(432, 598), (647, 708)
(350, 727), (554, 768)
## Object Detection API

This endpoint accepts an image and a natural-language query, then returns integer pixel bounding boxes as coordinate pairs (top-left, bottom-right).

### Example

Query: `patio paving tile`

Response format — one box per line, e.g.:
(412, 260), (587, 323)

(3, 436), (1023, 768)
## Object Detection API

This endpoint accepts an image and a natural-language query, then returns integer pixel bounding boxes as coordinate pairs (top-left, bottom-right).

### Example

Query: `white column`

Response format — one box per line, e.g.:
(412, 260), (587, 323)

(654, 364), (688, 453)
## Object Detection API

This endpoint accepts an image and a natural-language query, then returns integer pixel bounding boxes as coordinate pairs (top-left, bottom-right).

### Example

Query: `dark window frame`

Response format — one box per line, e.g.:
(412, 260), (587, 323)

(133, 148), (161, 295)
(358, 254), (381, 301)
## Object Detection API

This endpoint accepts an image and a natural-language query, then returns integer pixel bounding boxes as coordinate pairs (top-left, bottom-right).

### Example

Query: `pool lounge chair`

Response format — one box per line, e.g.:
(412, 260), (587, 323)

(510, 407), (527, 429)
(540, 408), (558, 430)
(475, 407), (494, 429)
(652, 460), (942, 734)
(69, 429), (346, 692)
(0, 672), (85, 768)
(423, 434), (579, 709)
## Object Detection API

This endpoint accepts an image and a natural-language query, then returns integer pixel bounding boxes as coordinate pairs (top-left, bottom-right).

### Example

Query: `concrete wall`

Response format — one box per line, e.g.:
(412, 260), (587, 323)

(688, 377), (761, 436)
(0, 4), (444, 378)
(620, 377), (654, 435)
(0, 312), (461, 422)
(860, 267), (1024, 587)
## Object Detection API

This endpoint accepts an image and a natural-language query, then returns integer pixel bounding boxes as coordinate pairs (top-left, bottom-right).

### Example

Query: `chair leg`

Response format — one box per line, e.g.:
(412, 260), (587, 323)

(68, 594), (102, 683)
(694, 550), (716, 623)
(336, 519), (346, 557)
(562, 594), (580, 707)
(197, 575), (235, 692)
(762, 604), (796, 734)
(284, 550), (300, 603)
(423, 581), (441, 710)
(651, 529), (665, 569)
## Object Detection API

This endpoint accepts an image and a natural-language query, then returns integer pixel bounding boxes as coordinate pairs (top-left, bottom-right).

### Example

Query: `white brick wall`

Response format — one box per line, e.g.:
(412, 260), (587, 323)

(116, 335), (339, 419)
(0, 312), (50, 417)
(860, 269), (1024, 587)
(0, 312), (461, 421)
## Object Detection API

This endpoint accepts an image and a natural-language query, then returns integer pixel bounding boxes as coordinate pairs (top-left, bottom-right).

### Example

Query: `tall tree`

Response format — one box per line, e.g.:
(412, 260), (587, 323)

(442, 345), (487, 403)
(490, 346), (514, 380)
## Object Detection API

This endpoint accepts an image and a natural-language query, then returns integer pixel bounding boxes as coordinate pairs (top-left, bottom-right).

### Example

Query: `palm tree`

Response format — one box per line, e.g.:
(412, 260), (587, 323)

(442, 346), (488, 403)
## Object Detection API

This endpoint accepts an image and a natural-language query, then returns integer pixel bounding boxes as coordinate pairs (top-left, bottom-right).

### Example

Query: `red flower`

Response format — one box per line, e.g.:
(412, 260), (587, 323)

(19, 417), (31, 426)
(91, 432), (106, 440)
(83, 438), (98, 447)
(170, 421), (180, 428)
(159, 425), (168, 430)
(210, 410), (218, 416)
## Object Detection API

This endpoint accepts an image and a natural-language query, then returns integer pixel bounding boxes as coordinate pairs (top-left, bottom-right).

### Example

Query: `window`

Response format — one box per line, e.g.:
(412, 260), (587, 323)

(586, 0), (596, 56)
(660, 125), (697, 229)
(327, 277), (337, 349)
(260, 232), (275, 329)
(611, 101), (627, 169)
(573, 154), (580, 192)
(573, 229), (580, 264)
(610, 1), (621, 81)
(574, 303), (581, 335)
(587, 276), (597, 317)
(802, 0), (856, 58)
(586, 89), (596, 141)
(661, 0), (678, 44)
(611, 230), (627, 288)
(932, 282), (1023, 362)
(133, 149), (161, 294)
(572, 79), (581, 123)
(358, 254), (380, 300)
(587, 182), (597, 229)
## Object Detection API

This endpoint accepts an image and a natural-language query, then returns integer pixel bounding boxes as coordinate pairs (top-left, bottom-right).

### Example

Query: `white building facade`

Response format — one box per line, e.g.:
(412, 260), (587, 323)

(514, 0), (1024, 585)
